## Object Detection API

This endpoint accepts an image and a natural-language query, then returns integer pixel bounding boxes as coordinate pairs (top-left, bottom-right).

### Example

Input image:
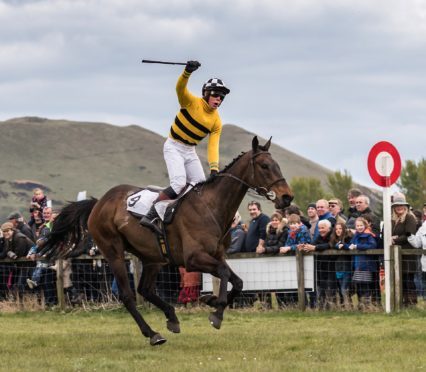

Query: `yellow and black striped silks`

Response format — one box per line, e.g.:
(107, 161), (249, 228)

(168, 70), (222, 171)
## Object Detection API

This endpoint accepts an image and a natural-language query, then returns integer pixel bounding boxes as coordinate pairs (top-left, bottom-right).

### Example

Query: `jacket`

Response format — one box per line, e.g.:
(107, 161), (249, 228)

(408, 220), (426, 272)
(226, 224), (246, 254)
(2, 231), (34, 258)
(285, 224), (311, 251)
(264, 223), (288, 254)
(392, 212), (418, 272)
(243, 213), (270, 252)
(334, 235), (353, 273)
(351, 231), (377, 272)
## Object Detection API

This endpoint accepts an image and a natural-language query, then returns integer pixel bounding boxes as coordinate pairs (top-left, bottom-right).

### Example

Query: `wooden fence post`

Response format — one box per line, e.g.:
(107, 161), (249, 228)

(296, 249), (306, 311)
(393, 245), (402, 312)
(388, 246), (395, 312)
(56, 258), (65, 311)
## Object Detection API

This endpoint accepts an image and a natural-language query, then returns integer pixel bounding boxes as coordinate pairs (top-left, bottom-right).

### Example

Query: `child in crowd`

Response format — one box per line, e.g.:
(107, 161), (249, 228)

(29, 188), (48, 227)
(349, 217), (377, 307)
(330, 222), (353, 307)
(256, 212), (288, 254)
(281, 213), (311, 253)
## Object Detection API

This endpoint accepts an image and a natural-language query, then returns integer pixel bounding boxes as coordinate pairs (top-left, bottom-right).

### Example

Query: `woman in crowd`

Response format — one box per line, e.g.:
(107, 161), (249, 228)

(391, 195), (419, 305)
(256, 212), (288, 254)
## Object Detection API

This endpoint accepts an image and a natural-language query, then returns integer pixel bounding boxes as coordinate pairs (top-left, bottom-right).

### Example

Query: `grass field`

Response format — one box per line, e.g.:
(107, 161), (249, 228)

(1, 307), (425, 371)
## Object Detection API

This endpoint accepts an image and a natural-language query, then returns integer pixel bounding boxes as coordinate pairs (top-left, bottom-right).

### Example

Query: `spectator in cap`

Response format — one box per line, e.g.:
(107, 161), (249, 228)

(7, 211), (35, 242)
(391, 194), (419, 305)
(328, 198), (347, 224)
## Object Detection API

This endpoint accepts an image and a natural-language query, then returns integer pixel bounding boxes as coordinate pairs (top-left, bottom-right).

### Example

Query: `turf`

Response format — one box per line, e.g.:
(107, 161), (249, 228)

(0, 307), (425, 371)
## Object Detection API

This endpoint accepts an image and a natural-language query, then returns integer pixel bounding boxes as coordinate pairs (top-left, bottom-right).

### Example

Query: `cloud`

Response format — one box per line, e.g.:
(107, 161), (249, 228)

(0, 0), (425, 189)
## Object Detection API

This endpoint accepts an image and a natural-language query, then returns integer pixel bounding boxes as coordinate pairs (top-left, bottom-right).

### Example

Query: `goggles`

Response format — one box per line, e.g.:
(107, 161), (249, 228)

(209, 91), (226, 100)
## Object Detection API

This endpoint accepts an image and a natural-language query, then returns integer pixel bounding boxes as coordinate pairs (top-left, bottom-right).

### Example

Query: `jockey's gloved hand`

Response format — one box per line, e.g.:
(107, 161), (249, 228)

(185, 60), (201, 73)
(210, 170), (218, 177)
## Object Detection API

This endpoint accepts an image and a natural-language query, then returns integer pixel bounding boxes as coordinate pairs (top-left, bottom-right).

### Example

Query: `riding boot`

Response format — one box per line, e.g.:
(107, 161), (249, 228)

(140, 191), (170, 235)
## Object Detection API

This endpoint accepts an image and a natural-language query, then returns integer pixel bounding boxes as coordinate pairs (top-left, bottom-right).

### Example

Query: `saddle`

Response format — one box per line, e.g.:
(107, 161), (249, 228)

(126, 185), (192, 225)
(126, 186), (192, 265)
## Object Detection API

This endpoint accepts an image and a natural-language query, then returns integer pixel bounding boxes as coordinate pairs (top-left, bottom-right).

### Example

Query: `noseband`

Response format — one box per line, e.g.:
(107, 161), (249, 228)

(216, 151), (286, 201)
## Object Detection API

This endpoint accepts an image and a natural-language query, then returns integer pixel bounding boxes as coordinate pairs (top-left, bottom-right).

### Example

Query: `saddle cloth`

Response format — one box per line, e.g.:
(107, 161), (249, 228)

(126, 185), (194, 221)
(126, 189), (172, 221)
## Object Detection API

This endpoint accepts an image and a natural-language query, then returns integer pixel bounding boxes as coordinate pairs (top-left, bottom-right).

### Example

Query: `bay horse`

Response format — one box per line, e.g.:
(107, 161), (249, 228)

(46, 136), (293, 345)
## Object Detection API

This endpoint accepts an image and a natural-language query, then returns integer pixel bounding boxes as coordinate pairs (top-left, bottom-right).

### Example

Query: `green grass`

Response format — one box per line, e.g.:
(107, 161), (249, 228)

(0, 307), (425, 371)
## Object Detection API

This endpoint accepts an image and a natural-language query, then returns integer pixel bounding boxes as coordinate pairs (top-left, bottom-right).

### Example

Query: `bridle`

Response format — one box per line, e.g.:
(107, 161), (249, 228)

(216, 151), (286, 201)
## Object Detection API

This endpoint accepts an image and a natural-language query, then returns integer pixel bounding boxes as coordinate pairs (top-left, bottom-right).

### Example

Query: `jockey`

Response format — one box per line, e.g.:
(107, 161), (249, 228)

(140, 60), (230, 233)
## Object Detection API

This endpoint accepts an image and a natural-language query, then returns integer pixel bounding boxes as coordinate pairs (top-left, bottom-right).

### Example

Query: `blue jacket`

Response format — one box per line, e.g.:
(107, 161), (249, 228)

(285, 224), (311, 251)
(351, 231), (377, 272)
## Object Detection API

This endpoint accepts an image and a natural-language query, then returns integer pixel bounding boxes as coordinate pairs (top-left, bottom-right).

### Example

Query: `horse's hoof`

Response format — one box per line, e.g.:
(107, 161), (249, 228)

(167, 320), (181, 333)
(208, 313), (222, 330)
(199, 294), (218, 307)
(150, 333), (167, 346)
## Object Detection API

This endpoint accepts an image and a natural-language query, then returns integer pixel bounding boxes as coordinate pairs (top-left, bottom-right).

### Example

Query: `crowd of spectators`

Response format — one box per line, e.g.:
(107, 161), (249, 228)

(226, 188), (426, 308)
(1, 187), (425, 310)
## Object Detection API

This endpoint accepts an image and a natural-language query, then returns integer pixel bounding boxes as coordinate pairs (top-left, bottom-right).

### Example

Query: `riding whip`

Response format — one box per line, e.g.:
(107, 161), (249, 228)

(141, 59), (187, 66)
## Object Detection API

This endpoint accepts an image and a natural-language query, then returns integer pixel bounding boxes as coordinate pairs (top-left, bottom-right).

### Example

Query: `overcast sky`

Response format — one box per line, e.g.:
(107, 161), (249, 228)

(1, 0), (425, 189)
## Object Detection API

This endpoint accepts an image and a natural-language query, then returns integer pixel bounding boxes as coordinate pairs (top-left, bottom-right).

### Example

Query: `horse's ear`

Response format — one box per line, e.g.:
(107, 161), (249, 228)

(264, 136), (272, 151)
(252, 136), (259, 152)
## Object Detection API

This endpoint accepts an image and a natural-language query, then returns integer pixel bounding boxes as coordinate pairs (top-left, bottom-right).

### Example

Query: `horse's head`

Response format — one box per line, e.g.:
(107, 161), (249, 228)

(249, 136), (294, 209)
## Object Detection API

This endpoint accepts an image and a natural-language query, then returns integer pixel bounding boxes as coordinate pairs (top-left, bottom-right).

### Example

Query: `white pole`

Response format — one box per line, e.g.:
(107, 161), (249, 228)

(381, 155), (392, 313)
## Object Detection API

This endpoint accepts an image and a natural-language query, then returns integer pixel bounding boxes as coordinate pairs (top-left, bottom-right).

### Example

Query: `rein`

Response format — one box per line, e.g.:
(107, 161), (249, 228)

(216, 151), (285, 201)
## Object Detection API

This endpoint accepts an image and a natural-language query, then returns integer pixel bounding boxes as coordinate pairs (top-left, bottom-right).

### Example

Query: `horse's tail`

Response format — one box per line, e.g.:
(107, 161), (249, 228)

(41, 198), (98, 258)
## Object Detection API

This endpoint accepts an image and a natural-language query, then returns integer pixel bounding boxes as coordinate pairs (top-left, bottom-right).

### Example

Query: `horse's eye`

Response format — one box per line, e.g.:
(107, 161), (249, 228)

(260, 163), (269, 169)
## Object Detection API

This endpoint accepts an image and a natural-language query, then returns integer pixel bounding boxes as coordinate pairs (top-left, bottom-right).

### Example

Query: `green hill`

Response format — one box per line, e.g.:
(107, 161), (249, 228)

(0, 117), (376, 222)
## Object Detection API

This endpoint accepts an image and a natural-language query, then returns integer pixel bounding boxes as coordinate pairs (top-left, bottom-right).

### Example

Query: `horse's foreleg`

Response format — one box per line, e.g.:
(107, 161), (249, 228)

(138, 264), (180, 334)
(186, 252), (231, 330)
(108, 257), (166, 346)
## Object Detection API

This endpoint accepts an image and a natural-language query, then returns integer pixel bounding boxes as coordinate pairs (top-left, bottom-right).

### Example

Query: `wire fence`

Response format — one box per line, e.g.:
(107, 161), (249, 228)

(0, 248), (425, 312)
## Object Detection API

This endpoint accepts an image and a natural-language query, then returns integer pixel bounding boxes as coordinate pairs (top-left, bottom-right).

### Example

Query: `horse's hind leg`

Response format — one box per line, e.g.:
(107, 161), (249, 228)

(107, 255), (167, 346)
(138, 264), (180, 334)
(226, 267), (243, 306)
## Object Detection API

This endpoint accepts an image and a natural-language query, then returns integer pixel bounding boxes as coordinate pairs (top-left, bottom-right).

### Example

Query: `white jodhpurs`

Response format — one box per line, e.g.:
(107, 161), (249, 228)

(163, 137), (206, 195)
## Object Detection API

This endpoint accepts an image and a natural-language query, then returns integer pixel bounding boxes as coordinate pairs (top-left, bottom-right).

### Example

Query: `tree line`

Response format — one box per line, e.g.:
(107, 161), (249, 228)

(291, 158), (426, 213)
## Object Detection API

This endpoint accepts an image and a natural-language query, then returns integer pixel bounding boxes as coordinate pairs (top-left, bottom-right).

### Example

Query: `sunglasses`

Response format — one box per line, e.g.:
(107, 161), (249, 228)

(210, 91), (226, 100)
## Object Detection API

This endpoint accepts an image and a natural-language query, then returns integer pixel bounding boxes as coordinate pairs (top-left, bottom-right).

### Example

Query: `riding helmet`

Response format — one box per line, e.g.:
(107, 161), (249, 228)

(202, 78), (231, 96)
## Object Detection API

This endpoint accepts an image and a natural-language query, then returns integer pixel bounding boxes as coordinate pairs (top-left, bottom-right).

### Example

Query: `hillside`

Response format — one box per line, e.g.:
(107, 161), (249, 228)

(0, 117), (375, 221)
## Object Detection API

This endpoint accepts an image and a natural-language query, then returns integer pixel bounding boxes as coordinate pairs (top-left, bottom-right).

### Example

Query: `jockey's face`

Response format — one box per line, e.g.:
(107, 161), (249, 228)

(207, 91), (225, 109)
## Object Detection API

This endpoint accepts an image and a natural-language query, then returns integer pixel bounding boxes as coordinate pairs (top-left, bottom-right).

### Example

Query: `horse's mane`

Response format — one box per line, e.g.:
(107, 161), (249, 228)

(195, 151), (246, 187)
(194, 142), (270, 188)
